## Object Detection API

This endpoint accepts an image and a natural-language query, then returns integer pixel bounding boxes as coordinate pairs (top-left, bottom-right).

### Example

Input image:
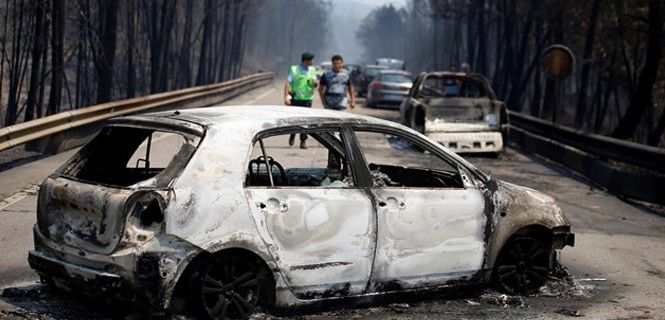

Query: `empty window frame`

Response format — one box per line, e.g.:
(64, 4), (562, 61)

(420, 76), (489, 99)
(246, 130), (354, 188)
(58, 126), (200, 187)
(354, 130), (464, 189)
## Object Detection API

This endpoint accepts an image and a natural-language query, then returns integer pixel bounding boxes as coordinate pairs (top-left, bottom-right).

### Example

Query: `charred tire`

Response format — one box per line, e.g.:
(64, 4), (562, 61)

(190, 254), (274, 319)
(493, 236), (552, 295)
(40, 275), (62, 292)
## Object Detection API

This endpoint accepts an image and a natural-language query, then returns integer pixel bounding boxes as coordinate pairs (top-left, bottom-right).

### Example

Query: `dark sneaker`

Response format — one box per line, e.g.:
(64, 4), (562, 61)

(300, 141), (307, 149)
(288, 135), (295, 146)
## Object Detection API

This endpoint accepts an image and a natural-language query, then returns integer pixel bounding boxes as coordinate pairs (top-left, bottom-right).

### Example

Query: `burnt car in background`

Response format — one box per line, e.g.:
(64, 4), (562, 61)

(376, 58), (405, 70)
(345, 63), (362, 88)
(29, 106), (572, 319)
(400, 72), (509, 154)
(356, 65), (387, 97)
(366, 70), (413, 109)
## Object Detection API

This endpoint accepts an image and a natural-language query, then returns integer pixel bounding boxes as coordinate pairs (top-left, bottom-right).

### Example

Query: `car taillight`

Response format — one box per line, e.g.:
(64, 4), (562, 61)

(372, 82), (383, 89)
(124, 191), (165, 243)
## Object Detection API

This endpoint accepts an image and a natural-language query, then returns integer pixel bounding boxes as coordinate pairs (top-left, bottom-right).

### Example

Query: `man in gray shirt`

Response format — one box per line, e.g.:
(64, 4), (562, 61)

(318, 55), (356, 110)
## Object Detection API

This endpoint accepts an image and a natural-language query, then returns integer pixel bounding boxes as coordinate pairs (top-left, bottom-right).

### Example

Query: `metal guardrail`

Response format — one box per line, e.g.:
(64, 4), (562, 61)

(0, 72), (273, 152)
(509, 111), (665, 173)
(508, 110), (665, 204)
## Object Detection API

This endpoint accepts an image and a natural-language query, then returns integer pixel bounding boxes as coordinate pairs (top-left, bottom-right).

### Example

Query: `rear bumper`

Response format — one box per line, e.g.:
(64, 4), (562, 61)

(368, 90), (407, 105)
(29, 250), (123, 288)
(426, 131), (504, 153)
(29, 225), (201, 310)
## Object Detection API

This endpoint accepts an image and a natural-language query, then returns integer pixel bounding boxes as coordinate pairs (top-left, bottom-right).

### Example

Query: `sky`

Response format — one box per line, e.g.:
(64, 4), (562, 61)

(351, 0), (409, 7)
(322, 0), (409, 64)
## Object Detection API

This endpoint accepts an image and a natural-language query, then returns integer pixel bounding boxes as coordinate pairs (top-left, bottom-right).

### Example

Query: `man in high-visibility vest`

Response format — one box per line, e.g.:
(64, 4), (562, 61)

(284, 52), (318, 149)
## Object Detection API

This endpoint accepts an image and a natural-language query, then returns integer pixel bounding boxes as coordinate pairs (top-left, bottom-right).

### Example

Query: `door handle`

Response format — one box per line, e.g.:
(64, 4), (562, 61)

(378, 198), (405, 209)
(258, 198), (288, 213)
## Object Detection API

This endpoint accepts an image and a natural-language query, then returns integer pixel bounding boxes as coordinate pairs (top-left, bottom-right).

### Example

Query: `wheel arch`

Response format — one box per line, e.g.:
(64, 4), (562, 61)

(483, 224), (554, 283)
(168, 246), (278, 313)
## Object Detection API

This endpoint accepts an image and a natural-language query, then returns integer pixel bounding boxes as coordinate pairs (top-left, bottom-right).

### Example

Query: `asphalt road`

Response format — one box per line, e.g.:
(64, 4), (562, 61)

(1, 82), (664, 319)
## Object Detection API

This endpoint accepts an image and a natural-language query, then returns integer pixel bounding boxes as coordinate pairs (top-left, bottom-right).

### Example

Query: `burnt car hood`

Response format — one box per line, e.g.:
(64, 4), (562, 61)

(492, 180), (571, 227)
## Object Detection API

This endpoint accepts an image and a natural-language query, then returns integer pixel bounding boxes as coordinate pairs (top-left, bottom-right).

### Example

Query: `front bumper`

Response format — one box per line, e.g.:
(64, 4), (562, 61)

(427, 131), (504, 153)
(552, 226), (575, 249)
(29, 225), (200, 310)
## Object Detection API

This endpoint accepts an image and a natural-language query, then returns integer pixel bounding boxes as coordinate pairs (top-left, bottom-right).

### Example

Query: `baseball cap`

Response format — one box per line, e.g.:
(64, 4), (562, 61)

(301, 52), (315, 61)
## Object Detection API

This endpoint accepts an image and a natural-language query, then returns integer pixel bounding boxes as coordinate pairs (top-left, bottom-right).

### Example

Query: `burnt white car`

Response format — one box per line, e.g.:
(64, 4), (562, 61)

(29, 106), (573, 319)
(400, 72), (509, 154)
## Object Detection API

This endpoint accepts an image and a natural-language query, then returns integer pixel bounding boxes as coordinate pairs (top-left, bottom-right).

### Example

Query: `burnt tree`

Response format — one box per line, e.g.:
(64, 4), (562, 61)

(612, 0), (663, 139)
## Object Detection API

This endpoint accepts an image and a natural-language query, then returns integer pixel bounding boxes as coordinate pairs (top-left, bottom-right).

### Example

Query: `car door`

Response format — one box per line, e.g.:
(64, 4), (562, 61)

(244, 127), (376, 299)
(351, 126), (487, 291)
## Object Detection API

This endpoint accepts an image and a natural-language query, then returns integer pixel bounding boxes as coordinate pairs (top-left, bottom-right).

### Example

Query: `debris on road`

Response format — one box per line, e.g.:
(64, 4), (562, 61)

(388, 303), (410, 313)
(538, 265), (600, 298)
(478, 292), (525, 308)
(555, 308), (584, 317)
(466, 299), (481, 306)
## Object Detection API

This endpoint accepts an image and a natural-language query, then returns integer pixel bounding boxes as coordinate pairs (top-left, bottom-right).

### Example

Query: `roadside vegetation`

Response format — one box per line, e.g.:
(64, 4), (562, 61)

(357, 0), (665, 147)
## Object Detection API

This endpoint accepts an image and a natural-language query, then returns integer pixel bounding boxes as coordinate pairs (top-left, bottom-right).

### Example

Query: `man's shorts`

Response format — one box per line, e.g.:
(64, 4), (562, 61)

(291, 99), (312, 107)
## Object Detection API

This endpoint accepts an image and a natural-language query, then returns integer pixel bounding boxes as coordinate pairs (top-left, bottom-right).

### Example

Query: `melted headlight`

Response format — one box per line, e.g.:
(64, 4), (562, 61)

(485, 113), (499, 129)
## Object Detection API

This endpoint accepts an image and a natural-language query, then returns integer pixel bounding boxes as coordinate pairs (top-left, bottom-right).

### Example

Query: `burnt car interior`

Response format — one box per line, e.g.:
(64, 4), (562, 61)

(355, 130), (465, 188)
(420, 76), (488, 99)
(246, 130), (354, 188)
(58, 126), (199, 187)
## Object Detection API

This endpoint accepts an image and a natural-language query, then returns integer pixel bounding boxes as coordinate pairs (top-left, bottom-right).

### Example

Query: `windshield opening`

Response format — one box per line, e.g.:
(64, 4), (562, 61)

(420, 76), (488, 98)
(380, 73), (412, 83)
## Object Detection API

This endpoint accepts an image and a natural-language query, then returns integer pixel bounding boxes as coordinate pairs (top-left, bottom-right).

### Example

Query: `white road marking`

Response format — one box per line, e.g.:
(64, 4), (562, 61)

(0, 184), (40, 212)
(245, 87), (276, 104)
(0, 281), (40, 291)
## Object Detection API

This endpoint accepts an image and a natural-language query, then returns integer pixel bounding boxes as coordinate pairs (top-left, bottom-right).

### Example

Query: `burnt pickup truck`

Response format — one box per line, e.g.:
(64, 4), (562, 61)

(399, 72), (509, 155)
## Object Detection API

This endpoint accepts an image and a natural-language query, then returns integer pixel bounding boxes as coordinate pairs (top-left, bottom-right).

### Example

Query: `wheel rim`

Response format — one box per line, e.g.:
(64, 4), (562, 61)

(200, 257), (261, 319)
(496, 237), (551, 294)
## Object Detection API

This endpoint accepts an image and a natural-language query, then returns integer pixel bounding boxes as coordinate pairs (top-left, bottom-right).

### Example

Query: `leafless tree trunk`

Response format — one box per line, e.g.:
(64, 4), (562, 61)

(47, 0), (65, 115)
(574, 0), (601, 128)
(196, 0), (213, 86)
(126, 0), (137, 97)
(92, 0), (118, 104)
(25, 1), (47, 121)
(612, 0), (662, 139)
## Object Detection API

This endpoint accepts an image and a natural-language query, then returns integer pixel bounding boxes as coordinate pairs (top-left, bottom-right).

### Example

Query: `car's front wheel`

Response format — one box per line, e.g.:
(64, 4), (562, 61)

(493, 236), (552, 295)
(191, 254), (274, 319)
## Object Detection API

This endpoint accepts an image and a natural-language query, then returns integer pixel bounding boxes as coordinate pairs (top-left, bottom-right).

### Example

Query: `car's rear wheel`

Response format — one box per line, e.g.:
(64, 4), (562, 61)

(494, 236), (552, 295)
(192, 254), (273, 319)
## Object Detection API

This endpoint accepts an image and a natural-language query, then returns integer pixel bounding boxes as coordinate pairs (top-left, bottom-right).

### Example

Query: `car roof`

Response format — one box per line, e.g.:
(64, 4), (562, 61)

(137, 105), (398, 130)
(378, 69), (411, 75)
